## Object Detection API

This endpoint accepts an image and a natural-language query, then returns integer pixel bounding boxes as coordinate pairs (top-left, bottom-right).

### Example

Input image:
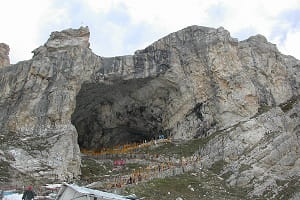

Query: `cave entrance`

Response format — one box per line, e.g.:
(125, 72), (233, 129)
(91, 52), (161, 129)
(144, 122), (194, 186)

(71, 78), (174, 151)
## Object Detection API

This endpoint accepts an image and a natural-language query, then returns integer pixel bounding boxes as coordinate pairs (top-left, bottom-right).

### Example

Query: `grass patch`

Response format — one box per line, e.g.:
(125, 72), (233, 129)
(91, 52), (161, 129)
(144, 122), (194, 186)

(258, 105), (272, 113)
(80, 157), (147, 184)
(252, 104), (272, 119)
(123, 170), (250, 200)
(137, 131), (221, 158)
(279, 96), (299, 113)
(210, 160), (227, 174)
(112, 162), (148, 177)
(80, 157), (112, 182)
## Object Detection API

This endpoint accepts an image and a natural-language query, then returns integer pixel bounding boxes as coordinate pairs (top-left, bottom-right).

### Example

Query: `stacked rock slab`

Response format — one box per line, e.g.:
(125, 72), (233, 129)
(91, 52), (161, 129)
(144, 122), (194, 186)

(0, 25), (299, 198)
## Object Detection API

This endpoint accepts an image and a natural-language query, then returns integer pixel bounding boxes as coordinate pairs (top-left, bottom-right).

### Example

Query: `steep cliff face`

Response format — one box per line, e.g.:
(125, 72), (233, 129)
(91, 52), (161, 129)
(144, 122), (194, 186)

(0, 27), (94, 183)
(0, 25), (299, 197)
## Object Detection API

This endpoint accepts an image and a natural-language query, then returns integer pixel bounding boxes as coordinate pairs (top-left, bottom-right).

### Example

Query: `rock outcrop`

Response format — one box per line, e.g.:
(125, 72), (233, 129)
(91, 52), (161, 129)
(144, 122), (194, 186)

(0, 43), (10, 67)
(0, 27), (93, 183)
(0, 25), (299, 198)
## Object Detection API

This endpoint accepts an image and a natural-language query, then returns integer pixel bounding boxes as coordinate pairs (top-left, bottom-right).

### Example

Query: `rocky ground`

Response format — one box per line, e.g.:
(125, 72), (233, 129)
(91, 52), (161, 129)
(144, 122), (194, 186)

(78, 136), (300, 199)
(1, 136), (300, 199)
(77, 141), (250, 199)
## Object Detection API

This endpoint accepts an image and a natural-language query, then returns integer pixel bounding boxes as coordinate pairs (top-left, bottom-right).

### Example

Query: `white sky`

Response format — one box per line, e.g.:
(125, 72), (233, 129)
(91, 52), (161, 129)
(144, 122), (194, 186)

(0, 0), (300, 63)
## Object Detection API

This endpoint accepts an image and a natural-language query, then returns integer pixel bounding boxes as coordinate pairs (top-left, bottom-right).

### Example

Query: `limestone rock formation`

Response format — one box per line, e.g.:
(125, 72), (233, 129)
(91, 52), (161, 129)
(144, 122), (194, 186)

(0, 25), (299, 198)
(0, 43), (10, 67)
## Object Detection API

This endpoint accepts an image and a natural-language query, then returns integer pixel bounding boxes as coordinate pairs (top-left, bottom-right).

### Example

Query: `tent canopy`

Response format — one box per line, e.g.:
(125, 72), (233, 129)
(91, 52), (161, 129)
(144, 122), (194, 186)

(56, 183), (134, 200)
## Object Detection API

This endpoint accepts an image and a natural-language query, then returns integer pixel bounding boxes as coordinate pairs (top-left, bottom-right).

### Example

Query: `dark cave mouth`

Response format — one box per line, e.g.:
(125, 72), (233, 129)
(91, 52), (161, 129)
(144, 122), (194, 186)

(71, 78), (173, 151)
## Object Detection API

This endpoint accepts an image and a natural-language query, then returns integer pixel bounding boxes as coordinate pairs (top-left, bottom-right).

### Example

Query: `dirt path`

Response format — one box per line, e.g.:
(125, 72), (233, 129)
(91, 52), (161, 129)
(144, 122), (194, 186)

(83, 151), (202, 191)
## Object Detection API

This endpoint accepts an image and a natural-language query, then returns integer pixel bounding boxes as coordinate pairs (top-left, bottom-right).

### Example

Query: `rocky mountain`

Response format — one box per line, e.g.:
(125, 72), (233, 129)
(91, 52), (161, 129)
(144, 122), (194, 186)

(0, 25), (299, 198)
(0, 43), (10, 67)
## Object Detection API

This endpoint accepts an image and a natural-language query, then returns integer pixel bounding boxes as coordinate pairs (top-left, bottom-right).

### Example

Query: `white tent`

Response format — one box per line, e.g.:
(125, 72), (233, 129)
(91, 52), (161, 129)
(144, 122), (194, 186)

(56, 183), (135, 200)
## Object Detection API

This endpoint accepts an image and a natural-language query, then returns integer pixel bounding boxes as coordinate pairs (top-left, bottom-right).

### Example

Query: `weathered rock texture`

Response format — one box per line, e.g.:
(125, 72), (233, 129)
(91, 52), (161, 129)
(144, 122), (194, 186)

(0, 26), (299, 197)
(0, 43), (10, 67)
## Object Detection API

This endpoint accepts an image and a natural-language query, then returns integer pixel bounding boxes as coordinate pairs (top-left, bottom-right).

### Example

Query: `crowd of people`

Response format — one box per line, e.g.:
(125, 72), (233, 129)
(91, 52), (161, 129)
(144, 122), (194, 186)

(79, 136), (202, 190)
(104, 155), (201, 190)
(6, 137), (201, 197)
(81, 138), (170, 156)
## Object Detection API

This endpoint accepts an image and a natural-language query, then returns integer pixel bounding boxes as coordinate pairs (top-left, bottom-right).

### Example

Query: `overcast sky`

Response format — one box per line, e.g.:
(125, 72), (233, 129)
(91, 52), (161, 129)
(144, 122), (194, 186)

(1, 0), (300, 63)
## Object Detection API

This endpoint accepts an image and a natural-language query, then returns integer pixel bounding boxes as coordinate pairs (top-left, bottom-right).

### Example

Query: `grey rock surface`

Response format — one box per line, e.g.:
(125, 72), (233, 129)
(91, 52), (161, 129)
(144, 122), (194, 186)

(0, 43), (10, 67)
(0, 27), (94, 183)
(0, 25), (299, 198)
